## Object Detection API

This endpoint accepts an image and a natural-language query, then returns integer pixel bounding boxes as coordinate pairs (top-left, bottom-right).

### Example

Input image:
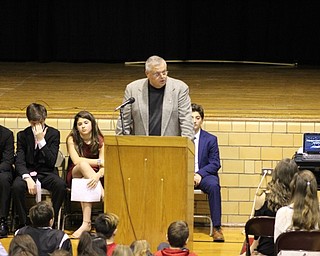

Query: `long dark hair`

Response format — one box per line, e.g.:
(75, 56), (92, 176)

(9, 234), (39, 256)
(266, 158), (299, 212)
(77, 231), (100, 256)
(290, 170), (320, 230)
(67, 111), (103, 156)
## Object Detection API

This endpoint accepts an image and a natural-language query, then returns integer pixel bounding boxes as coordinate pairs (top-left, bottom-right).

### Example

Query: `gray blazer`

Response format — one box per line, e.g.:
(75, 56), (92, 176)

(116, 77), (194, 140)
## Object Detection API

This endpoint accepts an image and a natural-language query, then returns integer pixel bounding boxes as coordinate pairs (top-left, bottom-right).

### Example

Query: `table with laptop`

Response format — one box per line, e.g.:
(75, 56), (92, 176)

(294, 133), (320, 189)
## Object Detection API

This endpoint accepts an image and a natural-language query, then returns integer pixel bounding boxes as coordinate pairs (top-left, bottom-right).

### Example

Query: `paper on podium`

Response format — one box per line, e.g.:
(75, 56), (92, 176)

(71, 178), (102, 202)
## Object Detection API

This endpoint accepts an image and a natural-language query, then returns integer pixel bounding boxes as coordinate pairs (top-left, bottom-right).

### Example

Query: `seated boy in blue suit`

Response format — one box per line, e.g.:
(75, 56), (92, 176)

(192, 103), (224, 242)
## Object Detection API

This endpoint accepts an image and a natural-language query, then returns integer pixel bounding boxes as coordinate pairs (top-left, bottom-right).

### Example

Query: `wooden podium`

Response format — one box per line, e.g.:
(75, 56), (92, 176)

(104, 135), (195, 251)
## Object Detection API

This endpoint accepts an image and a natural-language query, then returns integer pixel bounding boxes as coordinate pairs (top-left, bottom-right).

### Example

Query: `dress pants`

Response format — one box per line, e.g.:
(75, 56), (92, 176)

(12, 173), (66, 226)
(0, 171), (13, 218)
(197, 174), (221, 227)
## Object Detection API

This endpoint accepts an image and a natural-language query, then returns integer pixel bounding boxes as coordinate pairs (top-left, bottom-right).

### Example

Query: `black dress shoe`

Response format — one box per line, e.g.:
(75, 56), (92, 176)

(0, 218), (8, 238)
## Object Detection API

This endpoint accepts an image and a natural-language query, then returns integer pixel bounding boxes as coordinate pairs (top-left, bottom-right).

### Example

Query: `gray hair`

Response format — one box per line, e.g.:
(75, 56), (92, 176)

(145, 55), (166, 72)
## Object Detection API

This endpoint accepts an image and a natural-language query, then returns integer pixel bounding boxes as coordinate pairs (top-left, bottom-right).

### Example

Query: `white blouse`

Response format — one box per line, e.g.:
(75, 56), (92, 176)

(274, 204), (294, 242)
(274, 203), (320, 242)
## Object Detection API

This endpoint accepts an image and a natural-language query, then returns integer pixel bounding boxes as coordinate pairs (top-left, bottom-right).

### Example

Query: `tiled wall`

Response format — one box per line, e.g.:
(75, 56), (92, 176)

(2, 117), (318, 226)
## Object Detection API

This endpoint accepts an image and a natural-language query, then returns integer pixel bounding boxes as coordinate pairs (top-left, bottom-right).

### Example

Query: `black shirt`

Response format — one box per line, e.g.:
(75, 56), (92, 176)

(148, 83), (165, 136)
(254, 200), (276, 256)
(17, 226), (72, 256)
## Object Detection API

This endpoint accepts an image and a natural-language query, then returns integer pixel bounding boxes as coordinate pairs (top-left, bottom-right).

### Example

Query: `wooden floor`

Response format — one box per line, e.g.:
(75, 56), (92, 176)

(0, 226), (245, 256)
(1, 61), (320, 120)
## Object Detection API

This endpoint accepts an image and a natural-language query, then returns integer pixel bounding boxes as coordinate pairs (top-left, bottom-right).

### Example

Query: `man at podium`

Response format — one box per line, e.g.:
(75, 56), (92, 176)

(116, 55), (194, 141)
(192, 103), (224, 242)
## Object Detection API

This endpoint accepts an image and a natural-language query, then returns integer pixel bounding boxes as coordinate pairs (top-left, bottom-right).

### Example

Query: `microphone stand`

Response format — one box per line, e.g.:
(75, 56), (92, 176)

(119, 107), (126, 135)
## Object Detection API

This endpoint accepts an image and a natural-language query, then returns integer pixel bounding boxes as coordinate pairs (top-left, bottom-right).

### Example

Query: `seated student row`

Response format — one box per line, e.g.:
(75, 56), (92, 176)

(0, 103), (105, 239)
(242, 158), (320, 256)
(0, 208), (197, 256)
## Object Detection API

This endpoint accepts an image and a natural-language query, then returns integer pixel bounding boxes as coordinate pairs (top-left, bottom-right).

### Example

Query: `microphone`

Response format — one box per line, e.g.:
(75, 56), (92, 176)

(115, 97), (135, 111)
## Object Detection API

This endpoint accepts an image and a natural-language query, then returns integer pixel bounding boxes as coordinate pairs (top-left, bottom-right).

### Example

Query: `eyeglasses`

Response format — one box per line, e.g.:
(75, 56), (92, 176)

(152, 70), (169, 78)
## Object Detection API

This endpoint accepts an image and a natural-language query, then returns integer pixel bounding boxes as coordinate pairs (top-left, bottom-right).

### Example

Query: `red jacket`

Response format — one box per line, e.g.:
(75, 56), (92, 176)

(154, 248), (197, 256)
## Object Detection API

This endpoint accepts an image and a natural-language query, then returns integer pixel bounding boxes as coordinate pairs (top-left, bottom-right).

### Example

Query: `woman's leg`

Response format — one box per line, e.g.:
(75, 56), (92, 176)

(71, 161), (96, 238)
(72, 161), (96, 179)
(71, 202), (92, 238)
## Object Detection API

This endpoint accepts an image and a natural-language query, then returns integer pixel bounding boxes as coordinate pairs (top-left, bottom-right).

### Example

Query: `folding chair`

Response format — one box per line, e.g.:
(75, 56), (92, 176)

(194, 189), (213, 236)
(36, 150), (66, 229)
(61, 156), (104, 231)
(244, 216), (275, 256)
(275, 230), (320, 255)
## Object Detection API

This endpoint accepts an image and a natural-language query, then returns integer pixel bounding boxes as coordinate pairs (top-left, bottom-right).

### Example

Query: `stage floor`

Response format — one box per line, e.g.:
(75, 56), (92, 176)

(1, 61), (320, 120)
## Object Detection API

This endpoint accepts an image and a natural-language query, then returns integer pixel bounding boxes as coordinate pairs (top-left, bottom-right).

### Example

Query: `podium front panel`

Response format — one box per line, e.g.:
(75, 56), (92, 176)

(104, 135), (194, 251)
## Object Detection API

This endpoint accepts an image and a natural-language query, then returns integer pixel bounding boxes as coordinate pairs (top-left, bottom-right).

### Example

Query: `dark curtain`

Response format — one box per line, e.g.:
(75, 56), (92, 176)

(0, 0), (319, 64)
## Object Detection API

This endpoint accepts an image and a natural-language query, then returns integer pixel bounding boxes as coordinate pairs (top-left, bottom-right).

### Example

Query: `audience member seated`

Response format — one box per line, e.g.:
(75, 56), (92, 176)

(112, 244), (133, 256)
(274, 169), (320, 241)
(77, 231), (106, 256)
(92, 234), (107, 255)
(241, 158), (299, 256)
(0, 125), (14, 238)
(130, 240), (152, 256)
(95, 212), (119, 256)
(15, 201), (72, 255)
(12, 103), (66, 229)
(8, 234), (39, 256)
(154, 220), (197, 256)
(66, 111), (105, 238)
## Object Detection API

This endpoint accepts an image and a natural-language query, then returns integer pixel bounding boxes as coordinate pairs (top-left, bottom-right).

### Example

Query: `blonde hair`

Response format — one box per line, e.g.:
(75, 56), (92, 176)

(112, 244), (133, 256)
(130, 240), (152, 256)
(290, 169), (320, 231)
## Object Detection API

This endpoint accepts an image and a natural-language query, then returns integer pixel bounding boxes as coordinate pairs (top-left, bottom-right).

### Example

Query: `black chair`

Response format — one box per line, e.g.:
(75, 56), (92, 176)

(10, 150), (66, 232)
(244, 216), (275, 256)
(61, 156), (104, 231)
(275, 230), (320, 254)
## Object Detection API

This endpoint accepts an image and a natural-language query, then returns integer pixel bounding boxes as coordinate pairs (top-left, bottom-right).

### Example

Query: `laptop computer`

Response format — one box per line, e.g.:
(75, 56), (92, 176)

(303, 133), (320, 159)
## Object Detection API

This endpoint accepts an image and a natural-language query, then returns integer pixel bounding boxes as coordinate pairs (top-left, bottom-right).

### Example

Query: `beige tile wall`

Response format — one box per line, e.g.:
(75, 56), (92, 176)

(1, 117), (317, 226)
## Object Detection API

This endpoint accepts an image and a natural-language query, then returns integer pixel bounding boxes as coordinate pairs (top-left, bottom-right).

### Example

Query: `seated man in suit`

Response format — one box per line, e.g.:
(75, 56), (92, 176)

(0, 125), (14, 238)
(12, 103), (66, 228)
(192, 103), (224, 242)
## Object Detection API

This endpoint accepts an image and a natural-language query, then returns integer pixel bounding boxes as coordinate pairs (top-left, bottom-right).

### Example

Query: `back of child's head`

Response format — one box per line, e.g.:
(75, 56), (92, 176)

(290, 169), (320, 231)
(9, 234), (39, 256)
(130, 240), (152, 256)
(112, 244), (133, 256)
(274, 158), (299, 188)
(95, 212), (119, 239)
(92, 235), (107, 255)
(77, 231), (99, 256)
(167, 221), (189, 248)
(29, 201), (54, 227)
